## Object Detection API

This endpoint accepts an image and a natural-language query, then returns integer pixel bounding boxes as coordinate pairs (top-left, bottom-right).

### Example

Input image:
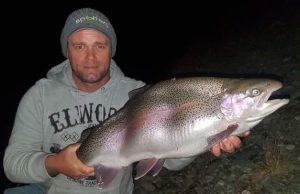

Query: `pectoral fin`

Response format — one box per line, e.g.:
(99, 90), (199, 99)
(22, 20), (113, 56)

(207, 124), (239, 148)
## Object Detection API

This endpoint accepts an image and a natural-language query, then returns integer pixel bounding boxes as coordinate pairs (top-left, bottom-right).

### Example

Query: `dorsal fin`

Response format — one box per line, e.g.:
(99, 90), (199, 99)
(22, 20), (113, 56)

(128, 84), (152, 99)
(77, 125), (98, 143)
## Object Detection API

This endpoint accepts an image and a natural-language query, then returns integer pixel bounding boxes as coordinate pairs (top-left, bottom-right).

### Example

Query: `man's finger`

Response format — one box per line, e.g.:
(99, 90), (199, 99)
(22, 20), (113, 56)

(228, 136), (242, 149)
(211, 144), (221, 157)
(220, 139), (235, 153)
(240, 130), (251, 137)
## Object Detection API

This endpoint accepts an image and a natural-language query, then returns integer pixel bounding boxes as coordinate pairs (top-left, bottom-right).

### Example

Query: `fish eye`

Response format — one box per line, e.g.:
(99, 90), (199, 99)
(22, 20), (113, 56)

(252, 88), (261, 96)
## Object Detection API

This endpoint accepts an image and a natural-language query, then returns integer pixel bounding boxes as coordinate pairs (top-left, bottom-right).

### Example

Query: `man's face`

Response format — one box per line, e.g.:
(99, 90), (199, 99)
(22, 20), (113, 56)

(67, 29), (112, 87)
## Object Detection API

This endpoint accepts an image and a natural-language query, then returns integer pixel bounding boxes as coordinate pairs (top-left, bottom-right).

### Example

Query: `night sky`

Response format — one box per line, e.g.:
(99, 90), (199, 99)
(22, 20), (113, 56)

(1, 0), (299, 191)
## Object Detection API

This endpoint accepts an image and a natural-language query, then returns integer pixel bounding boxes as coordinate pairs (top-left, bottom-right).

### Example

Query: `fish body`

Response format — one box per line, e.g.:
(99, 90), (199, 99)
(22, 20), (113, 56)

(76, 77), (289, 189)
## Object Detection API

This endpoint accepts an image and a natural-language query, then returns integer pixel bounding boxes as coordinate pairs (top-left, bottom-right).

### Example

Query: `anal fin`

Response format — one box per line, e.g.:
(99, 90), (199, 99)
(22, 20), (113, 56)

(94, 165), (125, 190)
(147, 159), (165, 177)
(135, 158), (158, 180)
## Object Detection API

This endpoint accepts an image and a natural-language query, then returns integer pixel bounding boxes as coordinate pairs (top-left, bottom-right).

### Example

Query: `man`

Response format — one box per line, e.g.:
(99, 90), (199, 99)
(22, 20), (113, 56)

(3, 7), (249, 194)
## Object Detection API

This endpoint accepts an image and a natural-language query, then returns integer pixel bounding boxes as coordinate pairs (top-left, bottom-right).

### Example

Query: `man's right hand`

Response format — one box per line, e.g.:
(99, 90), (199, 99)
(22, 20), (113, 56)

(45, 143), (94, 179)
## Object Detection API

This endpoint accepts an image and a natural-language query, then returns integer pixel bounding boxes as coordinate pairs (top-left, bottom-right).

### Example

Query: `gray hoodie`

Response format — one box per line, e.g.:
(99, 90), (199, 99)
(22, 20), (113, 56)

(4, 59), (195, 194)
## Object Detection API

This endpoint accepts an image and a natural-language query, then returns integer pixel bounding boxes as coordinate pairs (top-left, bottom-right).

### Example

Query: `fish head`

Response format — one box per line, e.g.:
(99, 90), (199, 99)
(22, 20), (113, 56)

(221, 78), (289, 130)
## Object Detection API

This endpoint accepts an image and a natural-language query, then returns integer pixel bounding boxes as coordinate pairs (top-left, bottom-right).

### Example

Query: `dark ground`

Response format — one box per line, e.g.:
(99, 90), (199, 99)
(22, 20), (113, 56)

(1, 1), (300, 193)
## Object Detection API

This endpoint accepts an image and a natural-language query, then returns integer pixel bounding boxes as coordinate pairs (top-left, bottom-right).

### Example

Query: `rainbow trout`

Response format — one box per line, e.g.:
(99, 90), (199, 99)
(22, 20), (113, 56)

(76, 77), (289, 189)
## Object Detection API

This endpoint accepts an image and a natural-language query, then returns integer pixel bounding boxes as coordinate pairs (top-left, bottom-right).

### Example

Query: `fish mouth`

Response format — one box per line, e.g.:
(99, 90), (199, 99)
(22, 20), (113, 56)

(266, 85), (290, 105)
(267, 87), (290, 101)
(246, 98), (289, 123)
(257, 80), (288, 107)
(257, 86), (290, 116)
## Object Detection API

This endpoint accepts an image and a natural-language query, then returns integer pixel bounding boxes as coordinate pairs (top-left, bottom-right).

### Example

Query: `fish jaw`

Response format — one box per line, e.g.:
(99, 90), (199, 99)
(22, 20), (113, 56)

(246, 98), (289, 124)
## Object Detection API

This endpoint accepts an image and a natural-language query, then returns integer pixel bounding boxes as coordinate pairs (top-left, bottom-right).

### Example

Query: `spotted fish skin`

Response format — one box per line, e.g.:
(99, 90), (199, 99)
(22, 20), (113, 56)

(76, 77), (289, 189)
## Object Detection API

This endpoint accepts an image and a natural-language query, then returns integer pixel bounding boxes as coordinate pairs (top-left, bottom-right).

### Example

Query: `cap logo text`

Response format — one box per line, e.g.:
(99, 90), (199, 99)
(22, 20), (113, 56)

(75, 15), (110, 29)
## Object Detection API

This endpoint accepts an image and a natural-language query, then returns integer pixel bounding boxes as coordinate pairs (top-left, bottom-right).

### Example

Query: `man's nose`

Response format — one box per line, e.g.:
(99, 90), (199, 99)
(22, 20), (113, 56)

(86, 47), (96, 59)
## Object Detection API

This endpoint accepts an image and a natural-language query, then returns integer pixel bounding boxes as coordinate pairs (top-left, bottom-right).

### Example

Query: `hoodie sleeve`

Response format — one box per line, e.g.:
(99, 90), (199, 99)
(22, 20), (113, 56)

(3, 81), (51, 183)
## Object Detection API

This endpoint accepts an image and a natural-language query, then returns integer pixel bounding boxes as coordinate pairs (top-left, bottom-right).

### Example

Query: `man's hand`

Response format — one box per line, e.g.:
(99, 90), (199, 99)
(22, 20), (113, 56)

(210, 131), (251, 157)
(45, 143), (94, 179)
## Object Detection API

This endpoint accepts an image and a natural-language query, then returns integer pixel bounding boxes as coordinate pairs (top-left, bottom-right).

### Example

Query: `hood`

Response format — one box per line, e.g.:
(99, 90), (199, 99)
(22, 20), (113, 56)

(46, 59), (125, 93)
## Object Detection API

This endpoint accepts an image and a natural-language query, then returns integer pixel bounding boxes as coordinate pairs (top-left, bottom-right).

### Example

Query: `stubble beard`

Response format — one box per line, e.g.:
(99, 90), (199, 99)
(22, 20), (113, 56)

(76, 71), (107, 84)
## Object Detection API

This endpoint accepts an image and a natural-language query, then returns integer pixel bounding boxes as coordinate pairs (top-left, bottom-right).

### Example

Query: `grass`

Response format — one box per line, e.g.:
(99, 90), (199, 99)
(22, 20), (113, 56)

(250, 132), (295, 193)
(262, 138), (289, 177)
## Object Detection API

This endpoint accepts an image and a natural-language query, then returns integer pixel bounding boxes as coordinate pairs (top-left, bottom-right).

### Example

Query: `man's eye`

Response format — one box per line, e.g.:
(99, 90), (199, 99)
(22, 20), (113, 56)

(75, 45), (85, 50)
(97, 45), (105, 49)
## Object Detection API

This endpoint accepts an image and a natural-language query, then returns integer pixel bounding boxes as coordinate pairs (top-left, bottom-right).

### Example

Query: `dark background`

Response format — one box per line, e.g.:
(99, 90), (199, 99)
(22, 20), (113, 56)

(1, 0), (299, 192)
